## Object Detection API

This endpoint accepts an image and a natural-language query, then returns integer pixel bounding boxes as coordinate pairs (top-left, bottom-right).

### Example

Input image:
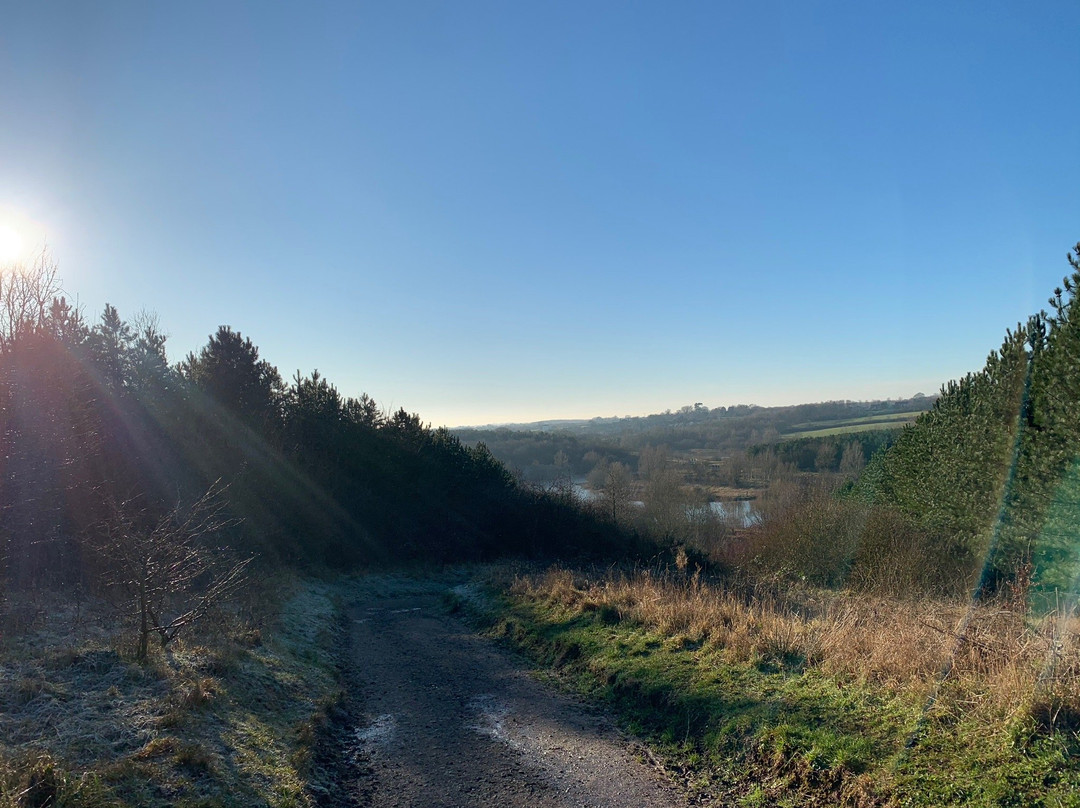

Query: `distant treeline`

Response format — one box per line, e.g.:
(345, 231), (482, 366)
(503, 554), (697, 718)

(0, 256), (640, 595)
(460, 397), (933, 459)
(748, 429), (898, 473)
(857, 242), (1080, 597)
(452, 428), (636, 481)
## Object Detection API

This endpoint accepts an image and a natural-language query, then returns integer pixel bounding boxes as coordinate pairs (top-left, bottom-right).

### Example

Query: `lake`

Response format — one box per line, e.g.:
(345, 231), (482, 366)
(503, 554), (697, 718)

(572, 482), (759, 527)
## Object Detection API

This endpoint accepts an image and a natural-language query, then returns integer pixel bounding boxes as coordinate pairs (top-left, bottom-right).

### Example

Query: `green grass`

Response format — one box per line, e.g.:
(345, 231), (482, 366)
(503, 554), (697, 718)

(466, 580), (1080, 807)
(787, 411), (927, 431)
(785, 421), (914, 439)
(475, 594), (901, 805)
(783, 411), (925, 439)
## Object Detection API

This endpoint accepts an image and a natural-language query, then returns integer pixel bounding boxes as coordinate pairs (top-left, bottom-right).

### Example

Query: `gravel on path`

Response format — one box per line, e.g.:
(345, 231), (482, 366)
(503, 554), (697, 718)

(339, 585), (692, 808)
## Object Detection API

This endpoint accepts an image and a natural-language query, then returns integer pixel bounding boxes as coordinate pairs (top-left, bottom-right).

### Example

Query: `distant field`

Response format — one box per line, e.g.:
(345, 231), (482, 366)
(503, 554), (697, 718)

(784, 410), (924, 439)
(786, 410), (926, 431)
(785, 422), (910, 439)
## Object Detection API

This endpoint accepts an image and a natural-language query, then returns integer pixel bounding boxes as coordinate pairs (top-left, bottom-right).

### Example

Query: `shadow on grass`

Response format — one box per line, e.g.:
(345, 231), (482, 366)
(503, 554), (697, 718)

(488, 605), (906, 804)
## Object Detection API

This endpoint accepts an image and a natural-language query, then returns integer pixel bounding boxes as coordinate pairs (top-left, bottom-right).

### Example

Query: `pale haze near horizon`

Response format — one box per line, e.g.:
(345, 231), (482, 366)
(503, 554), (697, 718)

(1, 2), (1078, 427)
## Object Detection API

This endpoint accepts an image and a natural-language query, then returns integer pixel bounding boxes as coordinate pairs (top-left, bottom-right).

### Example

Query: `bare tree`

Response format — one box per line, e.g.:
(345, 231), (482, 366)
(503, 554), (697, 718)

(839, 441), (866, 477)
(639, 445), (687, 537)
(546, 449), (574, 501)
(604, 461), (634, 526)
(815, 441), (838, 472)
(94, 482), (251, 660)
(0, 249), (61, 354)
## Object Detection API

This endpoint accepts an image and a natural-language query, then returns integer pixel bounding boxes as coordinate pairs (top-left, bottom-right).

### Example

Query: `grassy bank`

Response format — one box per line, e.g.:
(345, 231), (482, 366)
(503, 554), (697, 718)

(472, 566), (1080, 807)
(0, 574), (348, 808)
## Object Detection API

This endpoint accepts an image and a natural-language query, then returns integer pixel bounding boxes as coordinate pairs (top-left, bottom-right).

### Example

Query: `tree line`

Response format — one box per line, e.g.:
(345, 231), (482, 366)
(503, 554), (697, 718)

(473, 397), (933, 455)
(856, 242), (1080, 600)
(0, 253), (641, 653)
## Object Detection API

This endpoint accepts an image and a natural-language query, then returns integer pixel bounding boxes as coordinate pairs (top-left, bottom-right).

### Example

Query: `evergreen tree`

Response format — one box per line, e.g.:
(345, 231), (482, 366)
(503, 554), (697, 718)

(860, 243), (1080, 598)
(179, 326), (284, 431)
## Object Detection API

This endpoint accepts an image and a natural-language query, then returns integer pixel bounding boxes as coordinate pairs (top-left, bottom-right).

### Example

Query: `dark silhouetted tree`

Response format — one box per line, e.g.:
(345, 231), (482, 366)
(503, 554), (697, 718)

(180, 326), (284, 431)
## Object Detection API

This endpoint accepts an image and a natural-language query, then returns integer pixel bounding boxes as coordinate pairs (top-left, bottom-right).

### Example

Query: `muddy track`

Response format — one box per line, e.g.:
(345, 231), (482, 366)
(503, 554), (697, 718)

(323, 579), (692, 808)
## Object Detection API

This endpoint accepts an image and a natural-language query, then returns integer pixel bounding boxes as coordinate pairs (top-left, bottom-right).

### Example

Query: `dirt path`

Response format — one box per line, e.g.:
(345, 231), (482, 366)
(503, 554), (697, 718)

(336, 579), (691, 808)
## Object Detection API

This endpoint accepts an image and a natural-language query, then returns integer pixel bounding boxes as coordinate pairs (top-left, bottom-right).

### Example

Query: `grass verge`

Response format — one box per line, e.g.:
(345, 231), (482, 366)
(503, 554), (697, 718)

(465, 566), (1080, 807)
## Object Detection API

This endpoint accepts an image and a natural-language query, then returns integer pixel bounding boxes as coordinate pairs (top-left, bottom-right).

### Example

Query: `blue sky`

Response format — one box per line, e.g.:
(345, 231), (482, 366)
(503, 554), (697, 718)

(2, 2), (1078, 426)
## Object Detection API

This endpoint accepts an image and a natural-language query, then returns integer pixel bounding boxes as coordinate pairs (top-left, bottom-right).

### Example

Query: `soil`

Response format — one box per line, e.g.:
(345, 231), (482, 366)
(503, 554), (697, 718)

(325, 579), (692, 808)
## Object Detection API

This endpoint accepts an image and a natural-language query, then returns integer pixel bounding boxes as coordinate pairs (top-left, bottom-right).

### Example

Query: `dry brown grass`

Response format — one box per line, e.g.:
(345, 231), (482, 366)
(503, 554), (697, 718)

(510, 566), (1080, 729)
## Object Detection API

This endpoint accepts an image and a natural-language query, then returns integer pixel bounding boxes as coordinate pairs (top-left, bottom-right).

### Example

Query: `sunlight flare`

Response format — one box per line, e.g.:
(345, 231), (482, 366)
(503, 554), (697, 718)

(0, 224), (24, 263)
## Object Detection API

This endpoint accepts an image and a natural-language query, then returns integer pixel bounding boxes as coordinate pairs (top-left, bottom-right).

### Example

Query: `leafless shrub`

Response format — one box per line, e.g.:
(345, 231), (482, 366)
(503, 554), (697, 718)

(737, 485), (976, 598)
(92, 481), (252, 661)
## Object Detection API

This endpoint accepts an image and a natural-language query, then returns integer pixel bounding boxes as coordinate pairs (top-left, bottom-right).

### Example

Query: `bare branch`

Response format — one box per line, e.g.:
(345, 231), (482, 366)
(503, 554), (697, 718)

(90, 480), (250, 660)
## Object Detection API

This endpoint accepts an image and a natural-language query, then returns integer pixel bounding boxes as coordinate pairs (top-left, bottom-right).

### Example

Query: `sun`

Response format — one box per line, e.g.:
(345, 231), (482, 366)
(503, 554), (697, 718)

(0, 224), (24, 264)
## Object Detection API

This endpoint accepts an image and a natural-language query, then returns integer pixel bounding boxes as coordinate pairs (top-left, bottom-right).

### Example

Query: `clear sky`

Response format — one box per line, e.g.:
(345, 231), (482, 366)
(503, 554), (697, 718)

(2, 2), (1078, 427)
